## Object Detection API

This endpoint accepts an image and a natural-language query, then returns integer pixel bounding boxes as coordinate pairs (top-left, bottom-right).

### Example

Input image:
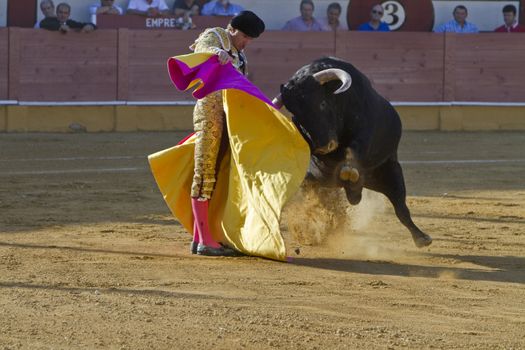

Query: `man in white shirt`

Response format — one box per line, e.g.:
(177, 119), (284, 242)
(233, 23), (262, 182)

(319, 2), (346, 31)
(127, 0), (170, 17)
(91, 0), (124, 15)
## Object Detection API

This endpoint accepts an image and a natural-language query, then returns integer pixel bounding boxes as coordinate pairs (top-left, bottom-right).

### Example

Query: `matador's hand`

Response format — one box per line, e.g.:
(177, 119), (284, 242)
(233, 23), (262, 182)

(216, 49), (232, 65)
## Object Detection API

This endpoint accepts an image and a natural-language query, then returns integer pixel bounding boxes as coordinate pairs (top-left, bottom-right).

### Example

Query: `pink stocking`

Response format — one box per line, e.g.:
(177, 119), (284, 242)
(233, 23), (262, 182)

(191, 198), (221, 249)
(192, 220), (200, 244)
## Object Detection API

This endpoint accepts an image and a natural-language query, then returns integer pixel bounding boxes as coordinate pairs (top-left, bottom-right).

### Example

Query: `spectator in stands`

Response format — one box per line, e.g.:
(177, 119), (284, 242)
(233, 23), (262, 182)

(434, 5), (479, 33)
(201, 0), (243, 16)
(282, 0), (323, 31)
(35, 0), (56, 29)
(357, 4), (390, 31)
(127, 0), (170, 17)
(494, 4), (525, 32)
(320, 2), (346, 31)
(91, 0), (123, 15)
(40, 3), (96, 33)
(173, 0), (200, 18)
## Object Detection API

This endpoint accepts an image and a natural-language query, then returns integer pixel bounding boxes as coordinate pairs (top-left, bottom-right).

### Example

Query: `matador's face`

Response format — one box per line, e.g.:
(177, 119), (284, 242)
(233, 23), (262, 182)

(230, 29), (253, 51)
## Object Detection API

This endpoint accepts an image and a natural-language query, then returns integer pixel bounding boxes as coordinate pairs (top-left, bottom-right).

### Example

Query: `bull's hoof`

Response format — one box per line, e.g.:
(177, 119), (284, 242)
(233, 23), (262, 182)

(348, 193), (362, 205)
(346, 190), (362, 205)
(340, 166), (359, 183)
(413, 234), (433, 248)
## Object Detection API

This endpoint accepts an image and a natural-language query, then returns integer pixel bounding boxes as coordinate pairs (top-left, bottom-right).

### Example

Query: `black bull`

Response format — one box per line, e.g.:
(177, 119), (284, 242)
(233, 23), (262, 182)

(273, 57), (432, 248)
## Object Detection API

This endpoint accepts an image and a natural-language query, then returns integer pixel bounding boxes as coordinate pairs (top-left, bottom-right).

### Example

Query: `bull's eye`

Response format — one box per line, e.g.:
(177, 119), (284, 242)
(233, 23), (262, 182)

(320, 101), (328, 111)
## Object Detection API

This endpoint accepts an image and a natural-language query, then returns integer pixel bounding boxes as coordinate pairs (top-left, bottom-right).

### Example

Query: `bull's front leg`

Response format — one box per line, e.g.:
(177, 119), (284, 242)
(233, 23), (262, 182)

(339, 147), (360, 183)
(340, 147), (364, 205)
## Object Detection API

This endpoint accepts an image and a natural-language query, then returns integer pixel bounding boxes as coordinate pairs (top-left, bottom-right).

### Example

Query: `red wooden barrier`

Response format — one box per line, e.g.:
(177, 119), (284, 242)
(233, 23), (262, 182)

(11, 28), (118, 101)
(123, 30), (198, 101)
(0, 29), (8, 100)
(444, 33), (525, 102)
(246, 31), (336, 99)
(336, 32), (445, 102)
(3, 29), (525, 103)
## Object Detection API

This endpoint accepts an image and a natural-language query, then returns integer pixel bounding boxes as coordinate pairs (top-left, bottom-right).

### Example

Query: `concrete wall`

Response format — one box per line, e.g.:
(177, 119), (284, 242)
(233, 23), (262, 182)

(0, 105), (6, 131)
(397, 105), (525, 131)
(2, 105), (194, 132)
(2, 104), (525, 132)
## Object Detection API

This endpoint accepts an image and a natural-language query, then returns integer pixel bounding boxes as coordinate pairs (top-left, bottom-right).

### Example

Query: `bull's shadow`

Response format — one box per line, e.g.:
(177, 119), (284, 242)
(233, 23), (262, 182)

(292, 254), (525, 284)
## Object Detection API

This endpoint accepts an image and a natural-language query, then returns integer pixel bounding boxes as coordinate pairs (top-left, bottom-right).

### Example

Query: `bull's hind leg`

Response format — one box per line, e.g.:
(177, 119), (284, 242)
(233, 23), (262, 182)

(366, 159), (432, 248)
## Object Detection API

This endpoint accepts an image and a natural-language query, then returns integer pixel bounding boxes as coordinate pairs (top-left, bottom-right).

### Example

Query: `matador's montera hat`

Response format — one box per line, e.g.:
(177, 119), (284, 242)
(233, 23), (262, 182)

(230, 11), (265, 38)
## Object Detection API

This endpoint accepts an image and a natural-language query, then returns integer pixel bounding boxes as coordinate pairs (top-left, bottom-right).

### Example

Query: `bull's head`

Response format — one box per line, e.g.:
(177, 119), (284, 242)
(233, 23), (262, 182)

(273, 68), (352, 155)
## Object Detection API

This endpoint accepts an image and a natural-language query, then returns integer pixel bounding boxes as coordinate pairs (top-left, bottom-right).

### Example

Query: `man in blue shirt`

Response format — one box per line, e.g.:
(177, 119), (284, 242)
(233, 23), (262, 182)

(282, 0), (324, 32)
(201, 0), (243, 16)
(434, 5), (479, 33)
(357, 4), (390, 32)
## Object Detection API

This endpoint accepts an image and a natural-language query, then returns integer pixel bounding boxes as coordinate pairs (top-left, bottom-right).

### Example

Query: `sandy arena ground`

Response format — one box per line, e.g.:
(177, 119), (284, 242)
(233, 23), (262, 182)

(0, 131), (524, 350)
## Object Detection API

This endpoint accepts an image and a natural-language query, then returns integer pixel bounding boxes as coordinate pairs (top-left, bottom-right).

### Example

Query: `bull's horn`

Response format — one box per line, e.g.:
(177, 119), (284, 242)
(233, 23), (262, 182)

(312, 68), (352, 94)
(272, 93), (283, 109)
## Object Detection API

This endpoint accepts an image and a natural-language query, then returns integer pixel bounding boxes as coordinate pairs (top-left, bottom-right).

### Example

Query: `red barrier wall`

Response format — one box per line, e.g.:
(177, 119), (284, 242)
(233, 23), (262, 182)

(0, 29), (8, 100)
(444, 33), (525, 102)
(9, 28), (118, 101)
(246, 32), (336, 98)
(336, 32), (444, 102)
(121, 30), (197, 101)
(4, 29), (525, 103)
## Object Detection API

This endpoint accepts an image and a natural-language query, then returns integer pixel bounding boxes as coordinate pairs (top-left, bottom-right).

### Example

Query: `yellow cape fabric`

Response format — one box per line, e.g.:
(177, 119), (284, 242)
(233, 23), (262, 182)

(176, 52), (211, 68)
(148, 56), (310, 261)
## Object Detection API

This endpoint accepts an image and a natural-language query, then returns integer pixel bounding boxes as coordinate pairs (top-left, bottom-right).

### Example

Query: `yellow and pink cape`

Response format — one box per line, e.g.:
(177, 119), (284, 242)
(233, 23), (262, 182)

(148, 53), (310, 261)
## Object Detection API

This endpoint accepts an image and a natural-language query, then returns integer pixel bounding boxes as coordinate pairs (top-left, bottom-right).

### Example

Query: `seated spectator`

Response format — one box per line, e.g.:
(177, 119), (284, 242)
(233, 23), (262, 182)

(434, 5), (479, 33)
(173, 0), (200, 18)
(494, 4), (525, 32)
(40, 3), (96, 33)
(358, 4), (390, 32)
(201, 0), (243, 16)
(127, 0), (170, 17)
(319, 2), (346, 31)
(90, 0), (123, 15)
(282, 0), (323, 31)
(35, 0), (56, 29)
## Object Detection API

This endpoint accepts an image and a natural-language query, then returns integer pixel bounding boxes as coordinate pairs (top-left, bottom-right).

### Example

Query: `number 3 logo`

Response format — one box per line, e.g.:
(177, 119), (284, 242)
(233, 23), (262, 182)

(381, 1), (406, 31)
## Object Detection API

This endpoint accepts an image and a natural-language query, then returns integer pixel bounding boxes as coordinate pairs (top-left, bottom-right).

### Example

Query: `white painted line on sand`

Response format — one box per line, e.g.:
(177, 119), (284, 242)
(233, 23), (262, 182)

(0, 159), (523, 177)
(1, 155), (523, 165)
(0, 156), (143, 162)
(401, 159), (525, 165)
(0, 167), (148, 176)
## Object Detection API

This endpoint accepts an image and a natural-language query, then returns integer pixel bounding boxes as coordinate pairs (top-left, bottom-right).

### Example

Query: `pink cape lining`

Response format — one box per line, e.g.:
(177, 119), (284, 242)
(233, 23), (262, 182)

(167, 55), (274, 106)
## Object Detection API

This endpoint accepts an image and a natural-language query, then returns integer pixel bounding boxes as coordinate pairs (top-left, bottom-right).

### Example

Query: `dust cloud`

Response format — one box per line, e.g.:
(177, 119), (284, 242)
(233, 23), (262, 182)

(283, 184), (396, 259)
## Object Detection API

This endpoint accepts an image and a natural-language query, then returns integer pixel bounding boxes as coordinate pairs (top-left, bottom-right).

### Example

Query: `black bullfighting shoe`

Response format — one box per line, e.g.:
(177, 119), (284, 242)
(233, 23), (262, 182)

(196, 243), (244, 257)
(190, 241), (199, 254)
